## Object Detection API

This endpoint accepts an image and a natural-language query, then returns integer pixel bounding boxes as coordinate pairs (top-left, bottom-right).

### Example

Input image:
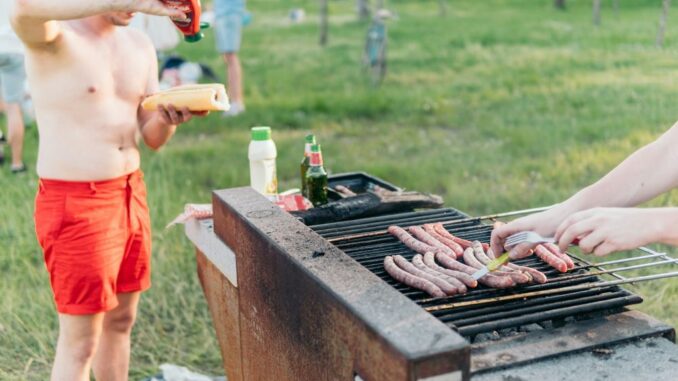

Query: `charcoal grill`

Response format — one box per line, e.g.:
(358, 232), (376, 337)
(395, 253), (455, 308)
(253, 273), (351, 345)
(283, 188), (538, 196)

(188, 187), (678, 381)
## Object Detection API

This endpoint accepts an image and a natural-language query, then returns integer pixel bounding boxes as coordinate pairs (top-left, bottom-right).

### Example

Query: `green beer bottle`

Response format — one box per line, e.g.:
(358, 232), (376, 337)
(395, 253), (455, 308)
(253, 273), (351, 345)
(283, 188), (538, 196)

(305, 144), (328, 206)
(300, 134), (316, 198)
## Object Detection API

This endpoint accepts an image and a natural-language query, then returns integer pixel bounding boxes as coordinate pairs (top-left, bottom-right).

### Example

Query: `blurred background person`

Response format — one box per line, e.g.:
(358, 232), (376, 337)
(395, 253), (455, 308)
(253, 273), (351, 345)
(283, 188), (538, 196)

(0, 0), (26, 173)
(214, 0), (246, 117)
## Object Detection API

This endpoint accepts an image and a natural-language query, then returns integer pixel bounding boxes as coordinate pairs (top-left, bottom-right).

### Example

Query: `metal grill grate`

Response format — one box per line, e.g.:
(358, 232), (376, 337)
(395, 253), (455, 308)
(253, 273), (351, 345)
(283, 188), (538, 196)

(311, 208), (652, 338)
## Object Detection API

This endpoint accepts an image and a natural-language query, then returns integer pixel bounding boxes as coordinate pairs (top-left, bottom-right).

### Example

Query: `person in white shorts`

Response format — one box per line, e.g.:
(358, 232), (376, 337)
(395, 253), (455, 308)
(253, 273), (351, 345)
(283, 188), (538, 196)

(0, 0), (26, 173)
(214, 0), (246, 116)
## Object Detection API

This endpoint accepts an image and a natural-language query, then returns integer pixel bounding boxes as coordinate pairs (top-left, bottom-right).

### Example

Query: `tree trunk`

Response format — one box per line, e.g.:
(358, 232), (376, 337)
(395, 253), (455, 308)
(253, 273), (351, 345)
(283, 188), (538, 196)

(593, 0), (602, 25)
(657, 0), (672, 47)
(554, 0), (566, 9)
(357, 0), (370, 20)
(439, 0), (448, 16)
(320, 0), (328, 46)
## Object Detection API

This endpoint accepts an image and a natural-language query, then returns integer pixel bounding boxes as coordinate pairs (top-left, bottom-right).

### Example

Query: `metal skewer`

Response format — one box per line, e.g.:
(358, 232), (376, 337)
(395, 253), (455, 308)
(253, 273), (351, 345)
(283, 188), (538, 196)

(327, 205), (554, 243)
(424, 270), (678, 313)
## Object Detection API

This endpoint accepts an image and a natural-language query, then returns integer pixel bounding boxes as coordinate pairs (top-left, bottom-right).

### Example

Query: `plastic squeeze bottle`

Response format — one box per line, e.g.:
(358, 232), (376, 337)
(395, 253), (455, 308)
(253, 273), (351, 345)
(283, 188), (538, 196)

(161, 0), (209, 42)
(248, 127), (278, 196)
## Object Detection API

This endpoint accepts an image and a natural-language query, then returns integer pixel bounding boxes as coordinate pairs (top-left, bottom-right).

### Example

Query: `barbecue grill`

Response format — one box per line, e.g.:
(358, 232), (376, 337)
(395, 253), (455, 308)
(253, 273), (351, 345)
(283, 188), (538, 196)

(187, 187), (678, 381)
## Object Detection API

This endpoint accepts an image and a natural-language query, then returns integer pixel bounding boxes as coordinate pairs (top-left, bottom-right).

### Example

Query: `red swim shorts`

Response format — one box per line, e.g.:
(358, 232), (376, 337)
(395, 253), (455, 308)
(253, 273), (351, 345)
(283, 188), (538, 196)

(34, 169), (152, 315)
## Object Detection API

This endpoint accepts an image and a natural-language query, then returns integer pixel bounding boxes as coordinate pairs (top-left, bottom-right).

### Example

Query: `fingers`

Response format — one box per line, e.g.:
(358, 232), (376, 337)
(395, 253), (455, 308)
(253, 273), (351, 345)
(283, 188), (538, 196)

(508, 242), (536, 260)
(575, 230), (605, 254)
(139, 1), (187, 19)
(158, 105), (194, 125)
(490, 222), (519, 259)
(593, 241), (615, 256)
(557, 218), (594, 253)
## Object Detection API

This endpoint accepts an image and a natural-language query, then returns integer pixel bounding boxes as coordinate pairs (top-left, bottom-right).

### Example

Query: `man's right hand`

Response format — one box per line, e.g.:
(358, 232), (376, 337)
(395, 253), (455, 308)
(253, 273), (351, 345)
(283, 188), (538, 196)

(121, 0), (186, 19)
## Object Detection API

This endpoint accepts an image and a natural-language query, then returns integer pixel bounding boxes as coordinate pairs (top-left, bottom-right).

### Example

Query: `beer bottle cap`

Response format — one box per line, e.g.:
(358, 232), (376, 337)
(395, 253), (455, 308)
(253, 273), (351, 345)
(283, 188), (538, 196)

(311, 144), (321, 153)
(305, 134), (316, 144)
(251, 126), (272, 141)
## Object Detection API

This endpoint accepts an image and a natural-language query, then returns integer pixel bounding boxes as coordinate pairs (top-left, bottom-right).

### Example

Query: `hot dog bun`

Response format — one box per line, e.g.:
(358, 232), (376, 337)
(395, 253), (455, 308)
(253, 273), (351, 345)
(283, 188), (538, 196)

(141, 83), (230, 112)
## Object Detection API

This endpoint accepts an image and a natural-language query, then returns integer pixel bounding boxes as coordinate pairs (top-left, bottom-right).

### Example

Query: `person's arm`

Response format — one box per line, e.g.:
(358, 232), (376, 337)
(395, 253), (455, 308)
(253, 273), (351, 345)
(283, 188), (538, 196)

(11, 0), (184, 48)
(491, 122), (678, 258)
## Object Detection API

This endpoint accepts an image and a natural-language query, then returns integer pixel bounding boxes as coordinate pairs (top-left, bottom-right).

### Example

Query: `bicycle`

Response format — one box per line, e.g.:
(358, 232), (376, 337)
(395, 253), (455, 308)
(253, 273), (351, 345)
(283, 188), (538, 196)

(363, 9), (391, 86)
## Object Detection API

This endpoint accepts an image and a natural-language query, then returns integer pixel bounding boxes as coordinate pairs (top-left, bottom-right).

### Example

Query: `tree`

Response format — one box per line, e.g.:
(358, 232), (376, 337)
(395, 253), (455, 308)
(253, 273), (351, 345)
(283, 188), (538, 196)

(320, 0), (329, 46)
(593, 0), (602, 25)
(357, 0), (370, 20)
(657, 0), (671, 47)
(554, 0), (566, 9)
(439, 0), (448, 16)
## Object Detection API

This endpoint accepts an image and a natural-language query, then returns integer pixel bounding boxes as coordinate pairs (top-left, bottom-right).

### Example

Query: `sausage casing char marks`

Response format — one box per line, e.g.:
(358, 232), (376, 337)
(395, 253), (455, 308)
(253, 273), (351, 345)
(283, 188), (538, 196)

(423, 252), (478, 288)
(383, 256), (445, 297)
(393, 255), (460, 295)
(534, 245), (568, 273)
(412, 254), (467, 293)
(487, 248), (548, 284)
(433, 223), (489, 251)
(422, 224), (464, 257)
(408, 226), (458, 258)
(387, 226), (442, 256)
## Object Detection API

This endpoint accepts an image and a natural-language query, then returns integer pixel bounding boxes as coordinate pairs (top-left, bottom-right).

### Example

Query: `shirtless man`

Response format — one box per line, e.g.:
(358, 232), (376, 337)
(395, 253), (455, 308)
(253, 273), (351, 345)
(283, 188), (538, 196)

(11, 1), (202, 380)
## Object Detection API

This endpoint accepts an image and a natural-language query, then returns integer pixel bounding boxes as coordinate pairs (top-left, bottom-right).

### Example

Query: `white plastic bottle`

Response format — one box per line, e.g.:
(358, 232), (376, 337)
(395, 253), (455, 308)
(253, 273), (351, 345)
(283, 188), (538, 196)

(248, 126), (278, 195)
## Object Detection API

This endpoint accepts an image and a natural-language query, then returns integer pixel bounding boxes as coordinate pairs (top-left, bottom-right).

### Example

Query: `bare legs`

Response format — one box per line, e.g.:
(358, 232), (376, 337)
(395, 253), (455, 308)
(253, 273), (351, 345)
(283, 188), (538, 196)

(223, 52), (244, 113)
(51, 292), (140, 381)
(4, 102), (24, 169)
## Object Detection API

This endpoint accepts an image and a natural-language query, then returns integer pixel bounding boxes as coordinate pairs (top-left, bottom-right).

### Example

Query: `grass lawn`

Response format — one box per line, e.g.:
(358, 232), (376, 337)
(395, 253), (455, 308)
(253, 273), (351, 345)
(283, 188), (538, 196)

(2, 0), (678, 378)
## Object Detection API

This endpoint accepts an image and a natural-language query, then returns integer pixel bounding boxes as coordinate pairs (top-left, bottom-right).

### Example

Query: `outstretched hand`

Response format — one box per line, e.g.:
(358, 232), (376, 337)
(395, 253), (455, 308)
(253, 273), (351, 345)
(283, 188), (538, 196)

(126, 0), (187, 19)
(157, 105), (208, 125)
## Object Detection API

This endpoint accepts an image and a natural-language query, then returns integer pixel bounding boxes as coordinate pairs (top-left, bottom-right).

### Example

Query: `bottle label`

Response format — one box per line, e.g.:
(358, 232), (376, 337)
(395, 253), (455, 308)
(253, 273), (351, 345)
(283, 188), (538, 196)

(250, 159), (278, 196)
(304, 143), (312, 157)
(310, 152), (323, 166)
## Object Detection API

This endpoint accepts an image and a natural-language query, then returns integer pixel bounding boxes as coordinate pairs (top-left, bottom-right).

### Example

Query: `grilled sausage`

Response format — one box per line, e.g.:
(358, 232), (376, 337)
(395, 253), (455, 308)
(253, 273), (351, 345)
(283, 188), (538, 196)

(387, 226), (444, 256)
(543, 243), (575, 270)
(393, 255), (460, 295)
(434, 251), (477, 275)
(534, 245), (568, 273)
(423, 224), (464, 257)
(462, 247), (516, 289)
(412, 254), (467, 293)
(433, 223), (490, 251)
(384, 256), (445, 297)
(409, 226), (457, 258)
(423, 252), (478, 288)
(472, 241), (531, 284)
(487, 248), (548, 284)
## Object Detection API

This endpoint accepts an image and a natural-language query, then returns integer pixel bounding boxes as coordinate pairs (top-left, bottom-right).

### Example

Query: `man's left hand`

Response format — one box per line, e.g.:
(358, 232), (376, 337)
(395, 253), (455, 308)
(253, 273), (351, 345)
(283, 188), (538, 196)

(157, 105), (208, 125)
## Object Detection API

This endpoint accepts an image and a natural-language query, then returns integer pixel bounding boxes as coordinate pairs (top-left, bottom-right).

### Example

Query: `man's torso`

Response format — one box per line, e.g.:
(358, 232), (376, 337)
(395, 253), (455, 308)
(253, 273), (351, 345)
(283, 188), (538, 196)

(25, 22), (154, 181)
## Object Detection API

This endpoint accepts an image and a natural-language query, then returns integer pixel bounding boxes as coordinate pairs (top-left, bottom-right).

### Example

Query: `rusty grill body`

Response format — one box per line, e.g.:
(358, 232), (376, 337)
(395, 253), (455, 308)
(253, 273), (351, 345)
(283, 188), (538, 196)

(199, 188), (676, 381)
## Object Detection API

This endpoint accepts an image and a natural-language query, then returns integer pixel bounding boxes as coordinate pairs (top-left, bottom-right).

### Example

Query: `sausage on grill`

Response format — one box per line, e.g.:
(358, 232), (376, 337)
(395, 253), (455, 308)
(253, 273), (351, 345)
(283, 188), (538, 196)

(534, 245), (568, 273)
(384, 256), (445, 297)
(422, 224), (464, 257)
(408, 226), (457, 258)
(434, 251), (477, 275)
(487, 248), (548, 284)
(423, 252), (478, 288)
(412, 254), (467, 293)
(387, 226), (443, 256)
(543, 243), (575, 270)
(433, 223), (490, 251)
(472, 241), (531, 284)
(393, 255), (460, 295)
(462, 247), (516, 289)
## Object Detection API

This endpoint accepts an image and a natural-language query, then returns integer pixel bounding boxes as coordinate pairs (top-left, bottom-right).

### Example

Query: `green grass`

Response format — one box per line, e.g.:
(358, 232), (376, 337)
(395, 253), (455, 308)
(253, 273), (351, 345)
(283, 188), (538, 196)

(3, 0), (678, 378)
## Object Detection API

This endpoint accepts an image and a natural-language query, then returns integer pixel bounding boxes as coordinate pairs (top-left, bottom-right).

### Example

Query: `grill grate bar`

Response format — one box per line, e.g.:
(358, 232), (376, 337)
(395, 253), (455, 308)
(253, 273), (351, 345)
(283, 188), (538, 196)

(455, 295), (642, 337)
